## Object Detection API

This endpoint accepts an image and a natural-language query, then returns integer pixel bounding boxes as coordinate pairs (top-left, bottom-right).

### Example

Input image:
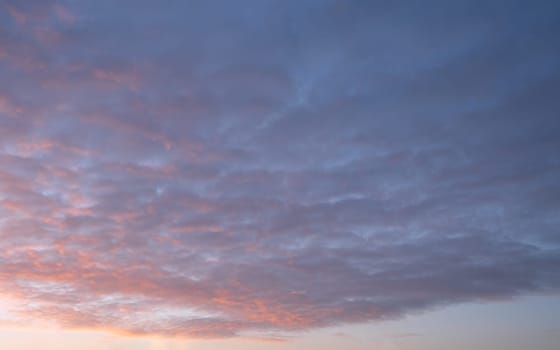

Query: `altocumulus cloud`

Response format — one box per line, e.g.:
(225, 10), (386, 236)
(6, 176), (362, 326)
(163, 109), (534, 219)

(0, 0), (559, 340)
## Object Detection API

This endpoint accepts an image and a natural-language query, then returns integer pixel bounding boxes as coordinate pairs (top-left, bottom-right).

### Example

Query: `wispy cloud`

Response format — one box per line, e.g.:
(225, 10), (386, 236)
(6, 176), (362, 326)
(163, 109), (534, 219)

(0, 0), (559, 340)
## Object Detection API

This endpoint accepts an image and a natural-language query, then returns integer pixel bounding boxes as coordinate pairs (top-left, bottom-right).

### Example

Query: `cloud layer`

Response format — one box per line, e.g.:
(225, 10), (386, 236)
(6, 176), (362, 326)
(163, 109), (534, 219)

(1, 0), (559, 339)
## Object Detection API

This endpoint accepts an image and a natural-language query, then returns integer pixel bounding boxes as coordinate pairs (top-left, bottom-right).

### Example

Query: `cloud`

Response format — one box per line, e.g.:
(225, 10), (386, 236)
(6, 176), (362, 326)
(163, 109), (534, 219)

(0, 0), (559, 340)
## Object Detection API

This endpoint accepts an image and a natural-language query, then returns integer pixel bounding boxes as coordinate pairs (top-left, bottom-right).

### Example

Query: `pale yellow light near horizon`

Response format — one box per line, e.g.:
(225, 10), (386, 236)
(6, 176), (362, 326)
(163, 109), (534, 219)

(0, 295), (558, 350)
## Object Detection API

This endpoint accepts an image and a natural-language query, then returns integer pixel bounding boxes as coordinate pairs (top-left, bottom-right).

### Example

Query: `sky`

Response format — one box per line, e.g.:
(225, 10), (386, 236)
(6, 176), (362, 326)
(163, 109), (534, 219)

(0, 0), (559, 349)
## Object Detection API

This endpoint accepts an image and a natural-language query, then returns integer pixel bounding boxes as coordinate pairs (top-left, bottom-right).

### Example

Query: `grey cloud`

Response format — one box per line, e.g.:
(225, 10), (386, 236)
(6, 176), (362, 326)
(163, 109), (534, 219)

(0, 0), (559, 340)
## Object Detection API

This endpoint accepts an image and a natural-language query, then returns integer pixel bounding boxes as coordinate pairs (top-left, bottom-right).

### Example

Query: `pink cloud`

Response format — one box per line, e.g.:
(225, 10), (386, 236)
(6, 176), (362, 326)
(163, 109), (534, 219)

(0, 0), (559, 343)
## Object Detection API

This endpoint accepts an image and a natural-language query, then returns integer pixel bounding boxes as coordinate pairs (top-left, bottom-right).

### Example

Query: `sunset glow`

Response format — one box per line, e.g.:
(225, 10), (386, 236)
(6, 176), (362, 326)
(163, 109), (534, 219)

(1, 1), (559, 349)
